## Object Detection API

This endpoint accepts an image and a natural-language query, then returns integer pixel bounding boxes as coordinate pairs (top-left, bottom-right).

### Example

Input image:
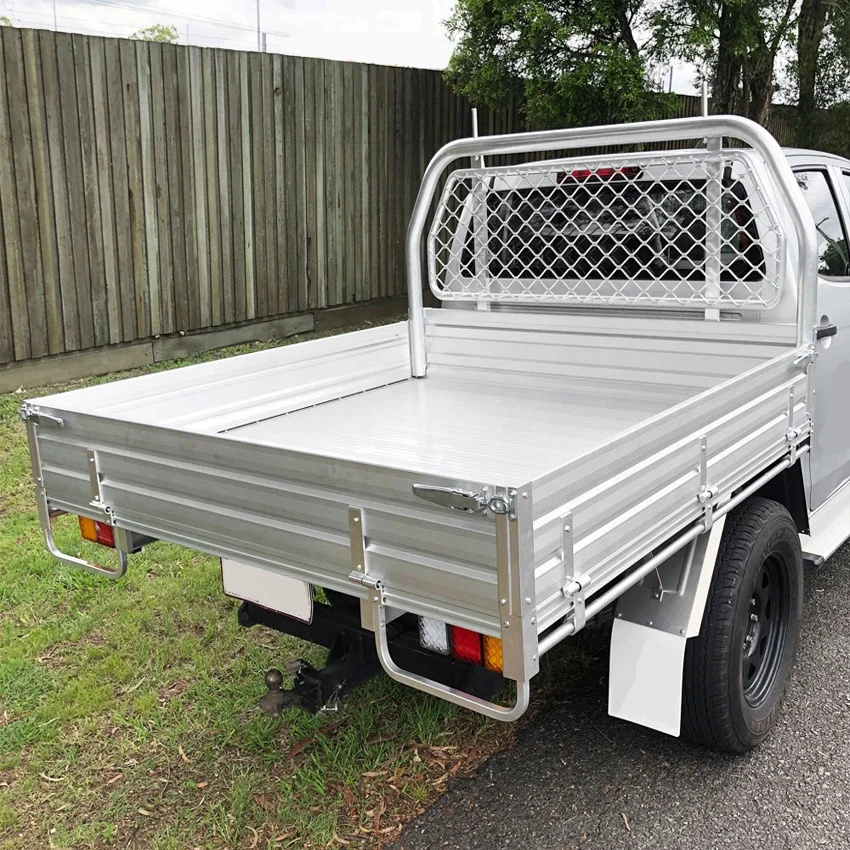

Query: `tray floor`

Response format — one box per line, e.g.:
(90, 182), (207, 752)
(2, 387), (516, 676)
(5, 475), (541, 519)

(226, 371), (690, 483)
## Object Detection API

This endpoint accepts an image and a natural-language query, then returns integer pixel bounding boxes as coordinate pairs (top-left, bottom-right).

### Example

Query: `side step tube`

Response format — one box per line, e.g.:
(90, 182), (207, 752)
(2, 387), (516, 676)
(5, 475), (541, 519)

(26, 421), (129, 579)
(371, 603), (531, 722)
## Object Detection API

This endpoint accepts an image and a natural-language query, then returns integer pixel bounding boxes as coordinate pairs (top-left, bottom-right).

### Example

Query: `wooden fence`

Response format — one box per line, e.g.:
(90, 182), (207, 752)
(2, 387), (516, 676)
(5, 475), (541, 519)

(0, 27), (797, 380)
(0, 27), (521, 372)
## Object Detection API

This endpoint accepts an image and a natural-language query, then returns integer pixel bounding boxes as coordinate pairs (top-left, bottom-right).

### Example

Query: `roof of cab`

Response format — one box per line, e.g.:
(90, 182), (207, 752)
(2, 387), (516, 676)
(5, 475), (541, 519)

(782, 147), (850, 168)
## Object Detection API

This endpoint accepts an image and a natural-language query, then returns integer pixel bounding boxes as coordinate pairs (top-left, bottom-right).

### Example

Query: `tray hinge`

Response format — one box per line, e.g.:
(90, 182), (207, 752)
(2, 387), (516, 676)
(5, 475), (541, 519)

(697, 436), (717, 530)
(412, 484), (517, 519)
(347, 507), (385, 600)
(560, 511), (591, 631)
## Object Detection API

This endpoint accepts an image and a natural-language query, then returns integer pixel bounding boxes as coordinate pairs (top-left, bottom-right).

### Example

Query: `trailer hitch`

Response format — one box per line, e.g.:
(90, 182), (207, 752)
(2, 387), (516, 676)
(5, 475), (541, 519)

(259, 635), (383, 716)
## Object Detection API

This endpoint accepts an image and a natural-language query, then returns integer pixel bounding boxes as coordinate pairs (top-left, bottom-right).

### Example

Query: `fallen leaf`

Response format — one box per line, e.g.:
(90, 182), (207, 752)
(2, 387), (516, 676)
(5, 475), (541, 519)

(622, 812), (631, 832)
(255, 793), (276, 812)
(248, 826), (259, 848)
(366, 733), (394, 745)
(361, 770), (386, 778)
(195, 782), (208, 789)
(288, 737), (313, 759)
(39, 773), (64, 783)
(178, 745), (191, 763)
(106, 773), (123, 785)
(138, 808), (153, 817)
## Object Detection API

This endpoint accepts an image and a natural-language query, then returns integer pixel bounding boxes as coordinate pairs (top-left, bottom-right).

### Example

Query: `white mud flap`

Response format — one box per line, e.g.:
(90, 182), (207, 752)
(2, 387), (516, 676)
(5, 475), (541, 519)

(608, 516), (726, 736)
(608, 620), (687, 736)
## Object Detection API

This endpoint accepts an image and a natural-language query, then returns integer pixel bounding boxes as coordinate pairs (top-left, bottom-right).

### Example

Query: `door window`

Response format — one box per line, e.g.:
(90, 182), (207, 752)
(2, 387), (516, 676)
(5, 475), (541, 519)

(795, 170), (850, 276)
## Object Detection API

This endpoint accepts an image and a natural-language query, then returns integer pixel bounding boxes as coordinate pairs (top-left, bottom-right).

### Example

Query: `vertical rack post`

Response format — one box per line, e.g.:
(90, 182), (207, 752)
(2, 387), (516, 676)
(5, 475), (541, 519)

(704, 135), (723, 321)
(470, 108), (492, 311)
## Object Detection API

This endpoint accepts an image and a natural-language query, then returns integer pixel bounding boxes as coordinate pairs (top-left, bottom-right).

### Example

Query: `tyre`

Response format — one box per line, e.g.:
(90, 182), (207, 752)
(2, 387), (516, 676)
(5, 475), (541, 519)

(682, 496), (803, 753)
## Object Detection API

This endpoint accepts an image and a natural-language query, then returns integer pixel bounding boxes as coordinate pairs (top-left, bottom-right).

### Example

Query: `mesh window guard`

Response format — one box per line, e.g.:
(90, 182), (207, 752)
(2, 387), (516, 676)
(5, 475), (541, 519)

(427, 149), (786, 309)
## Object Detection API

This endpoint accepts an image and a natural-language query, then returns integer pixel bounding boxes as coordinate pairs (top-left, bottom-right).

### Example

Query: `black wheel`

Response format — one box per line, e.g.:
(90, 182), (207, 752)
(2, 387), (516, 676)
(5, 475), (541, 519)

(682, 496), (803, 753)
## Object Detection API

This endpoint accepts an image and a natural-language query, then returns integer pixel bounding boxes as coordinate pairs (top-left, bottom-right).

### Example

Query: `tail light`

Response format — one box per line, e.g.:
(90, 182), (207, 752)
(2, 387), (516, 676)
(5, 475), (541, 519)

(78, 516), (115, 547)
(482, 635), (503, 672)
(417, 616), (504, 673)
(450, 626), (483, 665)
(418, 616), (450, 655)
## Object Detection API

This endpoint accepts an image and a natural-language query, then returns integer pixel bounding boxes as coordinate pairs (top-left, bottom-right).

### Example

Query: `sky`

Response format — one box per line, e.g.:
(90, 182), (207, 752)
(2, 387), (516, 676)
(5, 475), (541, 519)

(6, 0), (699, 92)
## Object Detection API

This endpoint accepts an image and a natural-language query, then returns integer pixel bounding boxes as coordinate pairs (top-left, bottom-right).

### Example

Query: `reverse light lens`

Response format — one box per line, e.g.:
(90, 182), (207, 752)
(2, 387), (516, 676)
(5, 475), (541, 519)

(482, 635), (503, 673)
(418, 616), (450, 655)
(450, 626), (483, 665)
(78, 516), (115, 547)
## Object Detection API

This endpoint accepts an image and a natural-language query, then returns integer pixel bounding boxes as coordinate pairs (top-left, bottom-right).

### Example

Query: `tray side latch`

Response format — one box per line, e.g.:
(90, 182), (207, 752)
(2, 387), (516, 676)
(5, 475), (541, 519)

(412, 484), (517, 519)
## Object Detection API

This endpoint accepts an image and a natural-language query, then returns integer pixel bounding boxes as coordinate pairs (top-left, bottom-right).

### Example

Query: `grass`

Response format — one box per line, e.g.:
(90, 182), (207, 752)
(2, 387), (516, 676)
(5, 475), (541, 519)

(0, 318), (518, 849)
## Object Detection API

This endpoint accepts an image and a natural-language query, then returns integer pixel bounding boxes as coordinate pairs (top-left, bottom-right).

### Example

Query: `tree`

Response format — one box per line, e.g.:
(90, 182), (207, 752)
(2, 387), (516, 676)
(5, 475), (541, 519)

(796, 0), (850, 146)
(651, 0), (798, 124)
(0, 15), (12, 26)
(130, 23), (178, 43)
(444, 0), (664, 129)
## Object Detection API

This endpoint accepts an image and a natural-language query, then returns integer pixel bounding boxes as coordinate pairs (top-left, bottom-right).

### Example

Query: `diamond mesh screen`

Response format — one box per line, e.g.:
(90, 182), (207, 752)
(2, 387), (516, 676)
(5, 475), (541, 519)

(427, 149), (786, 309)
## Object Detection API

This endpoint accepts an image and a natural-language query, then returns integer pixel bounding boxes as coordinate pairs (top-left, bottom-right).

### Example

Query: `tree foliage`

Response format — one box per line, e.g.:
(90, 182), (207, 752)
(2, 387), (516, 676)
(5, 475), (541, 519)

(130, 23), (178, 43)
(796, 0), (850, 146)
(444, 0), (665, 129)
(650, 0), (798, 124)
(0, 15), (12, 26)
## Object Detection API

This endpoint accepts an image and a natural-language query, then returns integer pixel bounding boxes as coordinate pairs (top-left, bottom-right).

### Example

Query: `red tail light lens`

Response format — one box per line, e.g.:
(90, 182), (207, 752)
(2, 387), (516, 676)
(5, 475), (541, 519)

(79, 516), (115, 548)
(450, 626), (483, 665)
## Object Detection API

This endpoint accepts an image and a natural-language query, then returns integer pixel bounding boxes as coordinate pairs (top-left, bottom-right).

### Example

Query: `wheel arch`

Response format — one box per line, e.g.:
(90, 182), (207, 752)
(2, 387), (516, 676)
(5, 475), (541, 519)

(749, 458), (809, 535)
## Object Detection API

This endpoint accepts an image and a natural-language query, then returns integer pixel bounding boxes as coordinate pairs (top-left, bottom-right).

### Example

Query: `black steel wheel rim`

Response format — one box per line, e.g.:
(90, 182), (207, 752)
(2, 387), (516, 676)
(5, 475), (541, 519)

(741, 553), (790, 708)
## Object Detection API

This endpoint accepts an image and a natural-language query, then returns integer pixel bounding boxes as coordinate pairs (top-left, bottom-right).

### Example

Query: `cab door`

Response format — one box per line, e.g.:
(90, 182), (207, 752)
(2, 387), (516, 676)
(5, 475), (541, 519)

(794, 165), (850, 510)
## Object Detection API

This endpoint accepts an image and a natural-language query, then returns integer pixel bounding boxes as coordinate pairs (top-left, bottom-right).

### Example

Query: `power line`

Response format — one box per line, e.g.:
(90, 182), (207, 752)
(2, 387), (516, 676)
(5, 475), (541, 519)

(15, 9), (271, 49)
(63, 0), (291, 39)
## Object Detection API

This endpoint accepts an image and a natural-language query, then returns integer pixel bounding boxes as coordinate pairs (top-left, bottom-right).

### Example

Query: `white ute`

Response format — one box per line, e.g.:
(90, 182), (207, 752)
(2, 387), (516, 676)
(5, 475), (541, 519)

(22, 116), (850, 753)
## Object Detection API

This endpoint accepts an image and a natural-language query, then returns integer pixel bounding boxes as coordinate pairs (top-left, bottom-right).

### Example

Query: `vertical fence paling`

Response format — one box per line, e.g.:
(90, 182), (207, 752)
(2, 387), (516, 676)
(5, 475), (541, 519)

(0, 29), (796, 368)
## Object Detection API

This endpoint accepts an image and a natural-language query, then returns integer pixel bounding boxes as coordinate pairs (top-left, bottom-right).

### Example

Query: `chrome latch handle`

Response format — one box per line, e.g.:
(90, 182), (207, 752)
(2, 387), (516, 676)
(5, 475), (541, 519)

(412, 485), (517, 518)
(412, 484), (485, 513)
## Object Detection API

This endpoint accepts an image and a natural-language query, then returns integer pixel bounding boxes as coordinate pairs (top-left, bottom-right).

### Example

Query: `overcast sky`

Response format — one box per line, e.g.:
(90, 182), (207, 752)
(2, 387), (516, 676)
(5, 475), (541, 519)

(7, 0), (698, 92)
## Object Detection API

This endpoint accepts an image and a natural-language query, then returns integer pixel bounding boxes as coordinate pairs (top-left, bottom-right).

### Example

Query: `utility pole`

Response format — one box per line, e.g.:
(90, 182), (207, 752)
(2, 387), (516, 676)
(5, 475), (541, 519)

(53, 0), (57, 30)
(262, 31), (267, 52)
(256, 0), (261, 51)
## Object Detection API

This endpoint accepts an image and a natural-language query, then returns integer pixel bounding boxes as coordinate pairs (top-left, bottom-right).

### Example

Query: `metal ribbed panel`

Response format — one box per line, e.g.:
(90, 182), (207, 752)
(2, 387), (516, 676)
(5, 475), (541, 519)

(228, 373), (676, 484)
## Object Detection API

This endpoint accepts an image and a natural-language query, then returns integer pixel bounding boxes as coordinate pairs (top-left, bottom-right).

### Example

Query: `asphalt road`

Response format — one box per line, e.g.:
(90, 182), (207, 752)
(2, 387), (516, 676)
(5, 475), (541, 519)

(396, 544), (850, 850)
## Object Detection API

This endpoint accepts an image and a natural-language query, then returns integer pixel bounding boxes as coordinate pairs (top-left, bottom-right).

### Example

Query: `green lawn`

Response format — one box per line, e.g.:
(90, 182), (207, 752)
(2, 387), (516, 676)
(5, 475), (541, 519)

(0, 321), (517, 849)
